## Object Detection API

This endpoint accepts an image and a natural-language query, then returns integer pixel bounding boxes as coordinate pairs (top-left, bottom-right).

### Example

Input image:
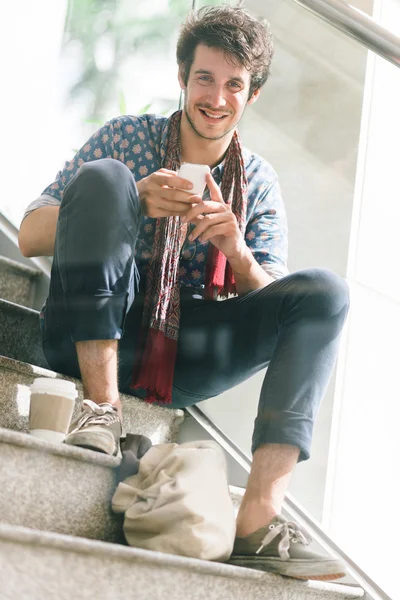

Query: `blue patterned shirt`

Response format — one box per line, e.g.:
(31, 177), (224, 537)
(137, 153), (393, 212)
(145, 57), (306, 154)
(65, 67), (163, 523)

(24, 114), (289, 288)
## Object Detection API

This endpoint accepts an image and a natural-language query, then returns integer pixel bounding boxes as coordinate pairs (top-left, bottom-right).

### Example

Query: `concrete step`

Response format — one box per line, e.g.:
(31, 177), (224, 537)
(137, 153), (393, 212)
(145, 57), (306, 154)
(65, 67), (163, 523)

(0, 255), (42, 308)
(0, 425), (362, 592)
(0, 427), (123, 543)
(0, 353), (184, 545)
(0, 354), (184, 440)
(0, 298), (46, 367)
(0, 523), (365, 600)
(0, 426), (235, 546)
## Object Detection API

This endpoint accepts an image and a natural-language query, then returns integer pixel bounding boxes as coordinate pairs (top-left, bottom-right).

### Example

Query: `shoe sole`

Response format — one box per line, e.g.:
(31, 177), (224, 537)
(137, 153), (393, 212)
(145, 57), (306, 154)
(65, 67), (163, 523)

(228, 555), (346, 581)
(64, 431), (117, 456)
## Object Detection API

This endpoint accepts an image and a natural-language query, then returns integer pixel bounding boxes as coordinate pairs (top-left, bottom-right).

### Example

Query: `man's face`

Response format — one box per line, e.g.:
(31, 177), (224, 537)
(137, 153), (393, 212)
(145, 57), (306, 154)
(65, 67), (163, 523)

(179, 44), (259, 141)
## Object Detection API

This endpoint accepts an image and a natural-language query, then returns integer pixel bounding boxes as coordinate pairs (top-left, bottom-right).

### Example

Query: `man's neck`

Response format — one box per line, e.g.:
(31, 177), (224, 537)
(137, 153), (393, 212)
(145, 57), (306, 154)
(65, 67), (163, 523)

(179, 111), (234, 170)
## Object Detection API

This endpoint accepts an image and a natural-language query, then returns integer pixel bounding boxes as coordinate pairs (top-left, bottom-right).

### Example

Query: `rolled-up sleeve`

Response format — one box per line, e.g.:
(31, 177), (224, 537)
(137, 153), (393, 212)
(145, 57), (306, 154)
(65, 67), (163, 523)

(245, 176), (289, 280)
(22, 120), (117, 222)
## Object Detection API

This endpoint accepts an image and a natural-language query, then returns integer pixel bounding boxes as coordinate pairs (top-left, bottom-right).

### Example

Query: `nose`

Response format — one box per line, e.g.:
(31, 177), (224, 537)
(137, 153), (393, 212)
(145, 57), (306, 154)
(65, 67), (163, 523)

(207, 84), (227, 109)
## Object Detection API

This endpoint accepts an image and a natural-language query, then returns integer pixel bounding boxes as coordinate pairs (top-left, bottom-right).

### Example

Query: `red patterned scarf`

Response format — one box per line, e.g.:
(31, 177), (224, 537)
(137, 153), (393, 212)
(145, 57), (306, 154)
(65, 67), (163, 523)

(131, 110), (248, 404)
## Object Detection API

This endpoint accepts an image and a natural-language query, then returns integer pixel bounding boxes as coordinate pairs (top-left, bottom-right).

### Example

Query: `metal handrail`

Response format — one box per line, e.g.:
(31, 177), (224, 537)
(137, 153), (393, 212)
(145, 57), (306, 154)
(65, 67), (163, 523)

(292, 0), (400, 68)
(186, 405), (392, 600)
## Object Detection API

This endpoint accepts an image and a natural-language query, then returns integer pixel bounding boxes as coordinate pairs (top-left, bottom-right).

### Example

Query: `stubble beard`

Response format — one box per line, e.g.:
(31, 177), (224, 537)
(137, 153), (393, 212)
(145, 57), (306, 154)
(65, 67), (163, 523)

(183, 95), (245, 142)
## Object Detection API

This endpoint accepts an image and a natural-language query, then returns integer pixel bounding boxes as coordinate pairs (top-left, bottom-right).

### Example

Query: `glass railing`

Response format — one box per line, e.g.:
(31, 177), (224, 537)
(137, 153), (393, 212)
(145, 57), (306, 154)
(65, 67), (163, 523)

(195, 1), (399, 598)
(293, 0), (400, 66)
(202, 0), (369, 513)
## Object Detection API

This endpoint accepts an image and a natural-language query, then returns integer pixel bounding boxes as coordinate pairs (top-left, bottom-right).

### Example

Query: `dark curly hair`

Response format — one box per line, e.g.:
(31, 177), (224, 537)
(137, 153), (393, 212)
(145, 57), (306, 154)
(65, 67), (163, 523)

(176, 4), (274, 99)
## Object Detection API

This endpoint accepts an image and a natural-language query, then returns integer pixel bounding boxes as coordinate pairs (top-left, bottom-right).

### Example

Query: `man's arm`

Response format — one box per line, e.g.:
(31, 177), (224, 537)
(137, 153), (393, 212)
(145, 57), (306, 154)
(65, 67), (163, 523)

(19, 119), (121, 258)
(228, 245), (275, 296)
(19, 206), (60, 257)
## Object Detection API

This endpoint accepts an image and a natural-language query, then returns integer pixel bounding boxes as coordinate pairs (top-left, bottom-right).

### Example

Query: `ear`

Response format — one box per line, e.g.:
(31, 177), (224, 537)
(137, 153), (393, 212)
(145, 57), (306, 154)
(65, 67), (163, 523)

(247, 88), (261, 106)
(178, 68), (186, 91)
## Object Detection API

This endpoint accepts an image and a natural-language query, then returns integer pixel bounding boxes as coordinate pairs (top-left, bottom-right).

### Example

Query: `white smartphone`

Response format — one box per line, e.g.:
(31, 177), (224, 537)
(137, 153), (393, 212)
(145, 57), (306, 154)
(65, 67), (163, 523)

(177, 163), (210, 196)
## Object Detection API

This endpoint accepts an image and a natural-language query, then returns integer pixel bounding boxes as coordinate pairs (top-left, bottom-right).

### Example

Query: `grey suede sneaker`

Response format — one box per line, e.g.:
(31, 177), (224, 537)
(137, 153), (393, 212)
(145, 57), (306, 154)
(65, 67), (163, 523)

(228, 515), (346, 581)
(64, 399), (122, 456)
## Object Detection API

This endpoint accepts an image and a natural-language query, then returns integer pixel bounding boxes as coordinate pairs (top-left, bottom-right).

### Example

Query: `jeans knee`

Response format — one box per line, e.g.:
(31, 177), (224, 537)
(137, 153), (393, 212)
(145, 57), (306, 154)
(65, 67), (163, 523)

(78, 157), (132, 183)
(67, 159), (140, 214)
(291, 268), (350, 318)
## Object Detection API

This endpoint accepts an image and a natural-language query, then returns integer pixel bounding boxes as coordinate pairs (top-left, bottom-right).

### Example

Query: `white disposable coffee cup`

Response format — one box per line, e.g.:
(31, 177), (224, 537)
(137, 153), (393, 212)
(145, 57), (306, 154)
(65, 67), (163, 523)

(29, 378), (78, 443)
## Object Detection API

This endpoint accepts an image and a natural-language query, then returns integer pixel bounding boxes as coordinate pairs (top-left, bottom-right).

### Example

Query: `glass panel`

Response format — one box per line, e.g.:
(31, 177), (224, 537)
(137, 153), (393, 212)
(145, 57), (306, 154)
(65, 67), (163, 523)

(199, 0), (369, 521)
(324, 3), (400, 596)
(196, 0), (397, 596)
(60, 0), (192, 142)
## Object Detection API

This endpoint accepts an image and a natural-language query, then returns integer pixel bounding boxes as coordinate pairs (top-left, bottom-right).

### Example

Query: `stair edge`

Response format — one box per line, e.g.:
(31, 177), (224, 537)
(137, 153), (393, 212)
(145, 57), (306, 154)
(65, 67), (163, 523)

(0, 354), (185, 419)
(0, 523), (365, 597)
(0, 426), (120, 468)
(0, 255), (42, 278)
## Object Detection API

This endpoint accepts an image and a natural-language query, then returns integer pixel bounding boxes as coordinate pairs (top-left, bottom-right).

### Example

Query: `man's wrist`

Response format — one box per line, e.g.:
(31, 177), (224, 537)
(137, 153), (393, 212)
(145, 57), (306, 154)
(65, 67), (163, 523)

(228, 243), (275, 295)
(227, 244), (254, 275)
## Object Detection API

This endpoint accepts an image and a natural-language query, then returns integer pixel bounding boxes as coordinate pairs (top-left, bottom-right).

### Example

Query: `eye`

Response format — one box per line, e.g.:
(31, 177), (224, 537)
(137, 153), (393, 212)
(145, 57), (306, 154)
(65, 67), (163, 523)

(228, 81), (241, 89)
(199, 76), (212, 82)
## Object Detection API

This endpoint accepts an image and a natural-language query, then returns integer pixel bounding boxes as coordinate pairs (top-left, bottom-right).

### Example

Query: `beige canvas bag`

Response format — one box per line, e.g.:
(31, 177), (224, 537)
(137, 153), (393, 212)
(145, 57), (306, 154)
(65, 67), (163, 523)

(111, 436), (236, 561)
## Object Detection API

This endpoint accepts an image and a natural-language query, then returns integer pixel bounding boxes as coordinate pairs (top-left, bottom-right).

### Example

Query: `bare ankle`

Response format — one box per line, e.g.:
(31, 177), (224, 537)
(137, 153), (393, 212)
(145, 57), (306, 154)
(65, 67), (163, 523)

(236, 498), (279, 537)
(236, 511), (278, 537)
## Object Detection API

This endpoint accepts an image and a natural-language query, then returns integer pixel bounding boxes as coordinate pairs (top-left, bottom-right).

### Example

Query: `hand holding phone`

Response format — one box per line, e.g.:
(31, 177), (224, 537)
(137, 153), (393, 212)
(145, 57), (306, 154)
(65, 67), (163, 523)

(177, 163), (210, 197)
(136, 164), (210, 218)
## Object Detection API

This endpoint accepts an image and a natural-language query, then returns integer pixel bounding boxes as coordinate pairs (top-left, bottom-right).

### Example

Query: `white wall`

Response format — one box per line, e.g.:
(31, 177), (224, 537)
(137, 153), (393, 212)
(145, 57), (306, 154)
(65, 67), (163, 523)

(324, 1), (400, 597)
(0, 1), (68, 226)
(198, 0), (369, 522)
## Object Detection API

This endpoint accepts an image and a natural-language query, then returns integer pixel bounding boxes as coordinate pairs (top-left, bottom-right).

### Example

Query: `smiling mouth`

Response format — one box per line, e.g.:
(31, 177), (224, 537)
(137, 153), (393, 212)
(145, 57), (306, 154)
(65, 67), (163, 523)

(198, 108), (229, 121)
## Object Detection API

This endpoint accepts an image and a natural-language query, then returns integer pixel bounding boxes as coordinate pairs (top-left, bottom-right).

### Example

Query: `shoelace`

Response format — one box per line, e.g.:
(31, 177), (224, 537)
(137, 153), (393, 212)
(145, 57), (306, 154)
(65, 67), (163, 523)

(256, 519), (312, 561)
(69, 399), (120, 435)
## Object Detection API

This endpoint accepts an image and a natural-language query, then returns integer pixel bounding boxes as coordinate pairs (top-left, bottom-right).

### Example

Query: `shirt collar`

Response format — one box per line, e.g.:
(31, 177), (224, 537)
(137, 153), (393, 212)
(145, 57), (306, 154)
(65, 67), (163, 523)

(211, 161), (224, 182)
(212, 146), (251, 180)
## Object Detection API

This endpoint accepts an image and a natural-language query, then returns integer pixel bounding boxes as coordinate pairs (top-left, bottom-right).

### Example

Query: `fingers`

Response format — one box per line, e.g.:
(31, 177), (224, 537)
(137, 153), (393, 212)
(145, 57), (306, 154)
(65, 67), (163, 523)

(206, 172), (224, 203)
(142, 168), (203, 218)
(183, 200), (225, 223)
(153, 170), (194, 191)
(156, 199), (192, 214)
(143, 207), (192, 218)
(189, 213), (231, 242)
(161, 188), (202, 204)
(195, 222), (232, 243)
(157, 208), (191, 218)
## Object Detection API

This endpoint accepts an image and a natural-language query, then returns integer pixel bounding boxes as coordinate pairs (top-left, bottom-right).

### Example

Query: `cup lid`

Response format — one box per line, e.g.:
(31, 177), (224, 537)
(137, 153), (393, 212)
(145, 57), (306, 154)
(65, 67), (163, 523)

(30, 377), (77, 396)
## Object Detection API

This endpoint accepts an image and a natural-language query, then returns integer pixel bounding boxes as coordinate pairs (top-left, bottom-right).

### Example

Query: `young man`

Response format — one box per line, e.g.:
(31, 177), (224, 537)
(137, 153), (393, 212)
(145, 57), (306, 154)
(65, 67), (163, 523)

(19, 5), (350, 581)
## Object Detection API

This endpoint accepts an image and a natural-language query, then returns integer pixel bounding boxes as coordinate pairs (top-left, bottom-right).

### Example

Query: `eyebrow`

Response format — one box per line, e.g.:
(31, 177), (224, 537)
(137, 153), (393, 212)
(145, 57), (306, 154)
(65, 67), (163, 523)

(194, 69), (245, 85)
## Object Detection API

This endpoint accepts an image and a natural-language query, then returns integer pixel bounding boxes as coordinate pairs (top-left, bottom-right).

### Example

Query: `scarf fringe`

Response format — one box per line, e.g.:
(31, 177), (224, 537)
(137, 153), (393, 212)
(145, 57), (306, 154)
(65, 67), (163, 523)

(205, 244), (237, 300)
(131, 328), (177, 404)
(204, 278), (236, 300)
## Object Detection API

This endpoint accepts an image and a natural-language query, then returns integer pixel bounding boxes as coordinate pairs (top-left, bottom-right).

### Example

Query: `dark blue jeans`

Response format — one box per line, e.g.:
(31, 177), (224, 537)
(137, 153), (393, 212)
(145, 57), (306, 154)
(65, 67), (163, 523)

(42, 159), (350, 461)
